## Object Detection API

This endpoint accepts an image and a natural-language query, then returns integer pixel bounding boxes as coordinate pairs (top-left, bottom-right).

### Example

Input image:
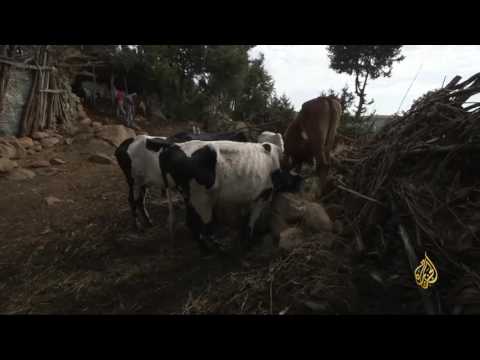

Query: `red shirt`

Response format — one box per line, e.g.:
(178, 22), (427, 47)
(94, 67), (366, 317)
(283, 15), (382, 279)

(116, 90), (125, 103)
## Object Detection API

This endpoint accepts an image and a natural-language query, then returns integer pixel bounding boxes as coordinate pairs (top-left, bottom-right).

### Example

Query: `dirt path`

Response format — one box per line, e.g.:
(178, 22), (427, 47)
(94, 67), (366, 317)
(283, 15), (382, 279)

(0, 120), (250, 314)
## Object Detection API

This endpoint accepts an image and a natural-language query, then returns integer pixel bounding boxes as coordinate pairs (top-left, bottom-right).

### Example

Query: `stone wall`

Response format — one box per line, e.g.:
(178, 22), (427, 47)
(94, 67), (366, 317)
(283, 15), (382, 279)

(0, 69), (33, 136)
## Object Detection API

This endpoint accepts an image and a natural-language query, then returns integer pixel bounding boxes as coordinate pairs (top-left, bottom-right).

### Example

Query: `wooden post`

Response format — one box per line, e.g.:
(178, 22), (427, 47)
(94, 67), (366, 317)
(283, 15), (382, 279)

(92, 64), (96, 107)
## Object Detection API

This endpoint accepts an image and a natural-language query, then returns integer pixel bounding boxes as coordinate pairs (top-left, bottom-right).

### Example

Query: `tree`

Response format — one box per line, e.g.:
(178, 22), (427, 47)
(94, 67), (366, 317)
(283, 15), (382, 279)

(234, 52), (274, 122)
(319, 84), (355, 115)
(265, 93), (296, 133)
(327, 45), (404, 121)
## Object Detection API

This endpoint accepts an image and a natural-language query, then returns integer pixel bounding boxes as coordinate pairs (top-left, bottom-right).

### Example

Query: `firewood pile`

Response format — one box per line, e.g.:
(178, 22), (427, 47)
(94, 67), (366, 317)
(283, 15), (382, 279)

(0, 46), (91, 138)
(326, 72), (480, 314)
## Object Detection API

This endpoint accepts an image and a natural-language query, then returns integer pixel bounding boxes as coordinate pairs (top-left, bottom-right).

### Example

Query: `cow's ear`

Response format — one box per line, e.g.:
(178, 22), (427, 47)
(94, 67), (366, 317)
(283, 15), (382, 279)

(262, 143), (271, 153)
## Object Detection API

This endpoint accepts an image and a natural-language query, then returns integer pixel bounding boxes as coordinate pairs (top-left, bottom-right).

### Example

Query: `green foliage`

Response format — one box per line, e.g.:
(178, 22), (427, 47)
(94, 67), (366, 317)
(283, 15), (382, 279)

(326, 45), (404, 121)
(88, 45), (292, 124)
(319, 84), (355, 115)
(233, 53), (274, 122)
(327, 45), (404, 79)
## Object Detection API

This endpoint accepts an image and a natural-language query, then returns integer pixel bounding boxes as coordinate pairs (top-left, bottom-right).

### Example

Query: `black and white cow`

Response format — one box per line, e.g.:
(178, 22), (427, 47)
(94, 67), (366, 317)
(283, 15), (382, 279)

(145, 139), (303, 253)
(115, 134), (170, 231)
(257, 131), (284, 152)
(167, 130), (248, 144)
(115, 131), (252, 243)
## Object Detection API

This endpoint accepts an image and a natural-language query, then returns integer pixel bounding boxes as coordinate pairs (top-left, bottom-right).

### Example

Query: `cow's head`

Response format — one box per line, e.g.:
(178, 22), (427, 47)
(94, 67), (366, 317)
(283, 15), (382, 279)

(271, 169), (303, 193)
(145, 137), (173, 152)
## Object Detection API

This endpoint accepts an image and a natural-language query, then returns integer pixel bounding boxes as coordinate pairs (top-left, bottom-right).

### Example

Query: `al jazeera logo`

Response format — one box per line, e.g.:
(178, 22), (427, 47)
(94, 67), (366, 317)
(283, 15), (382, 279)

(414, 252), (438, 289)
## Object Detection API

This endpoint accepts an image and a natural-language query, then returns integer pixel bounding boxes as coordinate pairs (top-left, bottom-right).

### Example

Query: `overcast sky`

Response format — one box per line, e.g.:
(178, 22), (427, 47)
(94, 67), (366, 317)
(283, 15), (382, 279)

(249, 45), (480, 115)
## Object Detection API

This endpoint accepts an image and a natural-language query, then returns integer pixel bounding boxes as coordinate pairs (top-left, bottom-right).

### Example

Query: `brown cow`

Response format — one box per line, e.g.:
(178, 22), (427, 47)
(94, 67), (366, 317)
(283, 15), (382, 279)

(282, 96), (342, 197)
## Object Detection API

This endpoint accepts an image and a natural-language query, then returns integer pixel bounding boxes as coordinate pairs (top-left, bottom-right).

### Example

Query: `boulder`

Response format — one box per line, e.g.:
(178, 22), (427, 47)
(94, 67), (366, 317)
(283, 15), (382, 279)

(89, 153), (115, 165)
(65, 138), (74, 145)
(79, 118), (92, 126)
(0, 158), (18, 173)
(10, 141), (26, 159)
(77, 108), (88, 120)
(278, 227), (305, 250)
(5, 168), (35, 181)
(31, 131), (49, 140)
(74, 133), (94, 142)
(96, 125), (135, 147)
(33, 144), (42, 152)
(0, 142), (16, 159)
(303, 202), (333, 233)
(45, 196), (62, 206)
(41, 137), (60, 148)
(271, 193), (306, 224)
(17, 137), (34, 149)
(29, 160), (51, 168)
(91, 121), (102, 130)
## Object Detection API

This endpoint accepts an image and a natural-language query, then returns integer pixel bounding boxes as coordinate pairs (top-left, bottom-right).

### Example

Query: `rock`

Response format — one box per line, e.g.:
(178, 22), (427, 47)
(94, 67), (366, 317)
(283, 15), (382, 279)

(17, 137), (34, 149)
(91, 121), (102, 130)
(64, 125), (79, 136)
(27, 149), (35, 155)
(65, 138), (74, 145)
(74, 133), (93, 142)
(10, 141), (26, 159)
(37, 167), (61, 176)
(77, 108), (87, 120)
(89, 153), (115, 165)
(96, 125), (136, 147)
(40, 137), (60, 148)
(5, 168), (35, 181)
(34, 144), (42, 152)
(29, 160), (51, 168)
(79, 118), (92, 126)
(83, 139), (115, 155)
(304, 202), (333, 233)
(271, 193), (306, 224)
(279, 227), (304, 250)
(50, 158), (66, 165)
(0, 158), (18, 173)
(0, 143), (16, 159)
(45, 196), (62, 206)
(31, 131), (49, 140)
(77, 123), (95, 134)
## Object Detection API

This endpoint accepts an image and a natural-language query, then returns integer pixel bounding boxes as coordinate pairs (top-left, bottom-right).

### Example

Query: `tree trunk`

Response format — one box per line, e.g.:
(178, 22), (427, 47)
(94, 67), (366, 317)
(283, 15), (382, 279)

(354, 72), (369, 122)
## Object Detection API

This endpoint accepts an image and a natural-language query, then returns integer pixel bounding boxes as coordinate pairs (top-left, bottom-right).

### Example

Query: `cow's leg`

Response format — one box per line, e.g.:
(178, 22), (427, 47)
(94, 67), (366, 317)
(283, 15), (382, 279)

(185, 203), (211, 254)
(315, 151), (330, 199)
(137, 186), (154, 227)
(129, 182), (144, 230)
(245, 189), (273, 251)
(166, 188), (176, 246)
(294, 162), (303, 174)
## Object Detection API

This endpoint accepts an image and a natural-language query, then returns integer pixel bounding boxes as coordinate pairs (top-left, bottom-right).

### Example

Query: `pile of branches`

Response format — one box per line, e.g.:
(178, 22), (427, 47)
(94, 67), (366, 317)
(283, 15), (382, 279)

(329, 73), (480, 314)
(183, 238), (356, 314)
(0, 45), (84, 137)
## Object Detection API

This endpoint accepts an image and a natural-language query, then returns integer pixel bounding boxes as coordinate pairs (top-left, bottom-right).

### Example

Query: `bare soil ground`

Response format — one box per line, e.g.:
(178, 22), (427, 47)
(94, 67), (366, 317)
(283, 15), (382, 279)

(0, 118), (260, 314)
